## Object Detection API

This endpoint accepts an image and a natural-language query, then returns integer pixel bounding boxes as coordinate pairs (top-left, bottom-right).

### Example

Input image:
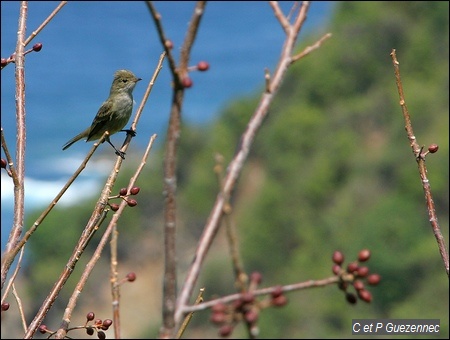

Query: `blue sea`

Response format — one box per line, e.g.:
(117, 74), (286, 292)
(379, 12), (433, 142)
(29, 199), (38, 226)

(1, 1), (334, 247)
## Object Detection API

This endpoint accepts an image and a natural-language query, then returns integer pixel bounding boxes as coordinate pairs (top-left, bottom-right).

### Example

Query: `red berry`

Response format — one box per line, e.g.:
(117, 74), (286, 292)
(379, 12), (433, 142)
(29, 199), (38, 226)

(244, 310), (259, 324)
(241, 292), (255, 304)
(358, 249), (371, 262)
(97, 330), (106, 339)
(210, 311), (226, 324)
(347, 262), (359, 273)
(130, 186), (140, 195)
(39, 325), (48, 334)
(332, 264), (341, 275)
(126, 272), (136, 282)
(358, 289), (372, 303)
(219, 324), (233, 337)
(197, 61), (209, 71)
(181, 77), (193, 88)
(428, 144), (439, 153)
(367, 274), (381, 286)
(86, 312), (95, 321)
(332, 250), (345, 265)
(356, 266), (369, 277)
(1, 302), (9, 311)
(127, 199), (138, 207)
(212, 302), (227, 313)
(119, 187), (127, 196)
(271, 285), (284, 298)
(86, 327), (94, 335)
(110, 203), (120, 211)
(1, 159), (7, 169)
(250, 271), (263, 285)
(1, 58), (7, 67)
(272, 295), (288, 307)
(353, 280), (365, 291)
(102, 319), (113, 329)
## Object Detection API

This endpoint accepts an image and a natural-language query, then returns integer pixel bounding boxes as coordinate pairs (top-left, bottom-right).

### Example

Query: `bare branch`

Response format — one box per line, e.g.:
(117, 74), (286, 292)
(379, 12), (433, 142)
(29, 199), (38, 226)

(390, 49), (449, 276)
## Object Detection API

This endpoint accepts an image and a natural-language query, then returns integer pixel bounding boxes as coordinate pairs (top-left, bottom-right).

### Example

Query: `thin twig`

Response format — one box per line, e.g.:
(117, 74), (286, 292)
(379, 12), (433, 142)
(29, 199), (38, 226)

(182, 276), (340, 314)
(176, 288), (205, 339)
(390, 49), (449, 276)
(23, 1), (67, 46)
(214, 154), (248, 292)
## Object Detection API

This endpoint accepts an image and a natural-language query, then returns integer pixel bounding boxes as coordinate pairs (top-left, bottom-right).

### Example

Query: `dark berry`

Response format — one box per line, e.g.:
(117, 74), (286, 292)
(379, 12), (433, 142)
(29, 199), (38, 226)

(126, 272), (137, 282)
(127, 199), (138, 207)
(428, 144), (439, 153)
(32, 43), (43, 52)
(130, 186), (140, 195)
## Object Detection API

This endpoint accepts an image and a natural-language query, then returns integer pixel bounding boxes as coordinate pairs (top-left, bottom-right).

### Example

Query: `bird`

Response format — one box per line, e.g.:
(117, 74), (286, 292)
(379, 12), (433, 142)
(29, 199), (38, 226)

(62, 69), (142, 159)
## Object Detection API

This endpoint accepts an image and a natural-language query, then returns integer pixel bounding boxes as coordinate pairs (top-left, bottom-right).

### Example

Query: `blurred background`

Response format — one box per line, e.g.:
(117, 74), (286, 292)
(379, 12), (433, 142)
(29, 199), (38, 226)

(1, 1), (448, 339)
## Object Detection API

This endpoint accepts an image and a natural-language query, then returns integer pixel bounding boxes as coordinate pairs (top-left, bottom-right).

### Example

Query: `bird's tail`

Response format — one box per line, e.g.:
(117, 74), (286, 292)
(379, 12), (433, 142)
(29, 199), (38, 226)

(62, 129), (89, 150)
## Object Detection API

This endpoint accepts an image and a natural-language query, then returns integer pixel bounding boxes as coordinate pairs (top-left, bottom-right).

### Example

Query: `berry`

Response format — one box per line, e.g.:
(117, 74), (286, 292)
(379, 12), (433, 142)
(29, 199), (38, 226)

(127, 199), (138, 207)
(33, 43), (43, 52)
(346, 292), (357, 304)
(358, 249), (371, 262)
(356, 266), (369, 278)
(367, 274), (381, 286)
(332, 250), (345, 265)
(130, 186), (140, 195)
(271, 285), (283, 298)
(102, 319), (113, 329)
(219, 324), (233, 337)
(110, 203), (120, 211)
(181, 77), (193, 88)
(250, 271), (262, 285)
(272, 295), (288, 307)
(126, 272), (137, 282)
(353, 280), (365, 291)
(347, 262), (359, 273)
(428, 144), (439, 153)
(358, 289), (372, 303)
(197, 61), (210, 71)
(165, 40), (174, 49)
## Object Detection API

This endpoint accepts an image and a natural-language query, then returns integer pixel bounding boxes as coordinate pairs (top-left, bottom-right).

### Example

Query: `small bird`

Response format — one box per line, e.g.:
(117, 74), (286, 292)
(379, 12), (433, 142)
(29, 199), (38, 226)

(62, 69), (142, 159)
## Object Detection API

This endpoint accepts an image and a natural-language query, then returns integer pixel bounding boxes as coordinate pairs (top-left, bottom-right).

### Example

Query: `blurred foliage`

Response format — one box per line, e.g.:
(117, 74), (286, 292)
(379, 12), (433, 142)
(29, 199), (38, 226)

(21, 1), (448, 339)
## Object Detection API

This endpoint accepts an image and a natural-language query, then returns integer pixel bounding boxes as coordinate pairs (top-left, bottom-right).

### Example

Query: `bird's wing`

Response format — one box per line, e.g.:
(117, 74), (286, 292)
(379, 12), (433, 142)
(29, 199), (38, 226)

(87, 100), (113, 141)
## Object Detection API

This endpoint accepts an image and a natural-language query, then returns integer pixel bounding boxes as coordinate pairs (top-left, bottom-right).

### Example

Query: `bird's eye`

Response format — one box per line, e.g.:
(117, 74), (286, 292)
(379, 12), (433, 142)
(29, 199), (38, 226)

(122, 79), (128, 83)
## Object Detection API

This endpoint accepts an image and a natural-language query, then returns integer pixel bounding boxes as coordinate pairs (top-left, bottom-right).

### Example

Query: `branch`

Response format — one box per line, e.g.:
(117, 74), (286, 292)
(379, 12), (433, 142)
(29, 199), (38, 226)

(174, 0), (330, 327)
(390, 49), (449, 276)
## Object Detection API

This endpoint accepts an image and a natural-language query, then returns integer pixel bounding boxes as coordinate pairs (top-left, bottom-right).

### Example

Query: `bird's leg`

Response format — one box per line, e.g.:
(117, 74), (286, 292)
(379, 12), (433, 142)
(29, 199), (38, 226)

(106, 136), (126, 159)
(120, 129), (136, 137)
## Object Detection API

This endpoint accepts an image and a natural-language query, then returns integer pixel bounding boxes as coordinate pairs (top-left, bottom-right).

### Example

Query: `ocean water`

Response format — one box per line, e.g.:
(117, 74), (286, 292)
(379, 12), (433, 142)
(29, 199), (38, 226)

(1, 1), (334, 247)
